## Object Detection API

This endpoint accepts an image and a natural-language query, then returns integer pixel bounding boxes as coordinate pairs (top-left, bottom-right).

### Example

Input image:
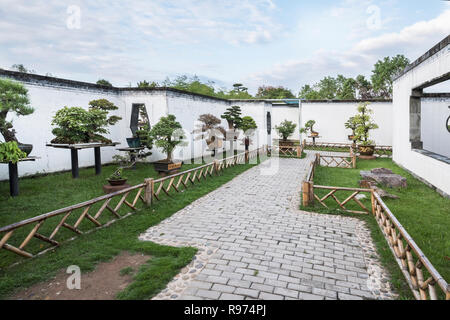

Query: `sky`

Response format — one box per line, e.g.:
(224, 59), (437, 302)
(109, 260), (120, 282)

(0, 0), (449, 94)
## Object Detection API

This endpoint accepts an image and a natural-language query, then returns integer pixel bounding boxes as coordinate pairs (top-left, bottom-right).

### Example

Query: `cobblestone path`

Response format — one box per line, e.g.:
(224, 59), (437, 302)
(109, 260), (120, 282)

(140, 153), (397, 300)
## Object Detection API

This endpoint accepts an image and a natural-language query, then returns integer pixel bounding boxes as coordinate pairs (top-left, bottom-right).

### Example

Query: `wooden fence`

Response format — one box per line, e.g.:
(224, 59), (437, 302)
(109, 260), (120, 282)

(0, 147), (267, 261)
(302, 155), (449, 300)
(303, 140), (392, 158)
(269, 145), (303, 158)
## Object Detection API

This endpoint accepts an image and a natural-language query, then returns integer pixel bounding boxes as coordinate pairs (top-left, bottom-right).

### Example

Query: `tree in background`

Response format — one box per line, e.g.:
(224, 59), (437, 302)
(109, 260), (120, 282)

(297, 54), (409, 100)
(371, 55), (409, 98)
(137, 80), (158, 88)
(96, 79), (113, 87)
(255, 86), (295, 99)
(11, 64), (35, 74)
(0, 79), (34, 143)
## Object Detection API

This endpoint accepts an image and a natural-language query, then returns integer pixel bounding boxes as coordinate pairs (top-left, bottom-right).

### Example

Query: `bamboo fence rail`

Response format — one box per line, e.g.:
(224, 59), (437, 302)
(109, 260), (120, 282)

(269, 145), (303, 158)
(0, 147), (267, 261)
(302, 140), (392, 158)
(302, 155), (449, 300)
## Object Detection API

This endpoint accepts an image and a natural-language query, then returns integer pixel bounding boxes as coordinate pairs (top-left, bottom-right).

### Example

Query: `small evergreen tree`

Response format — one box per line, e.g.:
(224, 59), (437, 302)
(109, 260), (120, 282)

(275, 120), (297, 141)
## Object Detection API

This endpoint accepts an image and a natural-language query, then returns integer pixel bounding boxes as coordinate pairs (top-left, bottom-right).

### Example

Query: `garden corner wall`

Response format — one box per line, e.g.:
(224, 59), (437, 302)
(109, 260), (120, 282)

(271, 100), (393, 145)
(392, 36), (450, 196)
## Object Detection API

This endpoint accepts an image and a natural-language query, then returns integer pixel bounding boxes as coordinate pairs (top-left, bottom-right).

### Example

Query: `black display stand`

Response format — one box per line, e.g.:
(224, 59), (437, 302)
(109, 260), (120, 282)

(47, 143), (119, 178)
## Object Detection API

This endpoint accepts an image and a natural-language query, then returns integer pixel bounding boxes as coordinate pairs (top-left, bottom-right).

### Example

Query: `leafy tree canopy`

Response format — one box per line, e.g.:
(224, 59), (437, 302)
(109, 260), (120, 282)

(96, 79), (113, 87)
(298, 54), (409, 100)
(255, 86), (295, 99)
(371, 55), (409, 99)
(11, 64), (35, 74)
(240, 116), (257, 136)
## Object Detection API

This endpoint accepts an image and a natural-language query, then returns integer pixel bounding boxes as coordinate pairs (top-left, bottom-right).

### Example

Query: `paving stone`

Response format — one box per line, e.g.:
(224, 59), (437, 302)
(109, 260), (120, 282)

(142, 156), (393, 301)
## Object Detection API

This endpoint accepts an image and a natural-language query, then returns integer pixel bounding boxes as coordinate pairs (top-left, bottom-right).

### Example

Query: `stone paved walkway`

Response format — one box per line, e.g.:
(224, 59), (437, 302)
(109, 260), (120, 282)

(140, 153), (396, 300)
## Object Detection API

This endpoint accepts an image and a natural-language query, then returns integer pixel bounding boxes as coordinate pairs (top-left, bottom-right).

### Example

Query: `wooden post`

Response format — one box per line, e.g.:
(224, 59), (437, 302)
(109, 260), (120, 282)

(296, 146), (301, 157)
(8, 162), (19, 197)
(352, 154), (356, 169)
(94, 147), (101, 175)
(302, 139), (306, 150)
(371, 190), (376, 216)
(144, 178), (154, 206)
(71, 149), (79, 179)
(213, 160), (219, 174)
(315, 153), (320, 166)
(302, 181), (313, 207)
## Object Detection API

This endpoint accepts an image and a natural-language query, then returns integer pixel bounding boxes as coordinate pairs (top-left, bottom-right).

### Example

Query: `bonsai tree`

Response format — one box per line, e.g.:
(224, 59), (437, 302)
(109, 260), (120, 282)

(240, 116), (257, 148)
(149, 114), (186, 162)
(345, 116), (358, 142)
(221, 105), (242, 132)
(354, 102), (379, 146)
(221, 106), (243, 154)
(0, 79), (34, 143)
(193, 114), (226, 156)
(275, 120), (297, 142)
(51, 99), (122, 144)
(299, 120), (317, 136)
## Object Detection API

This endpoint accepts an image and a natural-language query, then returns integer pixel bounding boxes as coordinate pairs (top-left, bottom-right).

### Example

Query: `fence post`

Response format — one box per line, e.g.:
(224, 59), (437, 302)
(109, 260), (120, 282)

(213, 160), (219, 175)
(352, 154), (356, 168)
(302, 181), (311, 207)
(144, 178), (154, 206)
(371, 190), (376, 216)
(296, 146), (301, 158)
(315, 153), (320, 166)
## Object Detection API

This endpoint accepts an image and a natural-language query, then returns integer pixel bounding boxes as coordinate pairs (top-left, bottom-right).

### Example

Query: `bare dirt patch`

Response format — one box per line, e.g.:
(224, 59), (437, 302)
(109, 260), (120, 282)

(11, 252), (151, 300)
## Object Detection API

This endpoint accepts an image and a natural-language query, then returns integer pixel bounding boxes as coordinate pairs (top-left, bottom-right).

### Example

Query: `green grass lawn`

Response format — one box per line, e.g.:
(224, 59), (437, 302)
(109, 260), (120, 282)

(0, 156), (266, 299)
(301, 158), (450, 300)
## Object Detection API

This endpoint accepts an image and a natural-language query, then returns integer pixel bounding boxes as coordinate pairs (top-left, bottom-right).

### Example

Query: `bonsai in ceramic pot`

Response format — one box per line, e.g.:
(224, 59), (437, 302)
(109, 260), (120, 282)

(275, 120), (296, 147)
(0, 79), (34, 155)
(149, 114), (187, 174)
(354, 102), (379, 157)
(345, 116), (358, 144)
(107, 167), (128, 186)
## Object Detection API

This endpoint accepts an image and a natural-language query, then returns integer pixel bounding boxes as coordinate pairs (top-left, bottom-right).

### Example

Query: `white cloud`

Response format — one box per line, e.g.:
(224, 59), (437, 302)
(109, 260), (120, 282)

(245, 9), (450, 92)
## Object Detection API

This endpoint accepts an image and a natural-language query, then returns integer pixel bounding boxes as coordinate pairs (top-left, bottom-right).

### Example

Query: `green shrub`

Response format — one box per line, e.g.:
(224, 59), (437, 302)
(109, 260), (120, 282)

(0, 141), (27, 163)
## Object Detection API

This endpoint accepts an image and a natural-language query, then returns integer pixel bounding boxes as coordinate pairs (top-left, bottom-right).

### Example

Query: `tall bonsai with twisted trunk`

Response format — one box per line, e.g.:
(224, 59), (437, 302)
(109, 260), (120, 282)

(221, 105), (242, 154)
(0, 79), (34, 143)
(149, 114), (186, 162)
(193, 114), (226, 157)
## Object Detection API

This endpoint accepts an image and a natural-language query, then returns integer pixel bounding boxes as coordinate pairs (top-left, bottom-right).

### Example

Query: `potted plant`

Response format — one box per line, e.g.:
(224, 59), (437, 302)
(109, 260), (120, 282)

(354, 102), (379, 157)
(149, 114), (186, 174)
(0, 79), (34, 155)
(107, 167), (128, 186)
(193, 114), (226, 157)
(221, 106), (243, 155)
(275, 120), (296, 147)
(240, 116), (258, 152)
(51, 99), (122, 144)
(300, 120), (318, 137)
(345, 116), (358, 143)
(0, 141), (27, 163)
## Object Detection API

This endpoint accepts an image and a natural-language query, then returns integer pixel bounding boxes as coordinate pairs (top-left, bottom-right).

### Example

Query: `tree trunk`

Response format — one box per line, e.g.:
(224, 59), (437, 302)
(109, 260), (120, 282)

(0, 126), (18, 143)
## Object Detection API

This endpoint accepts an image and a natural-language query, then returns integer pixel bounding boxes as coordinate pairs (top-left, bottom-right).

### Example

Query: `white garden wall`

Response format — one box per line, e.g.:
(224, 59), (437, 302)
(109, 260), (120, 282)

(392, 37), (450, 196)
(270, 101), (393, 145)
(0, 71), (271, 180)
(421, 97), (450, 158)
(300, 101), (393, 145)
